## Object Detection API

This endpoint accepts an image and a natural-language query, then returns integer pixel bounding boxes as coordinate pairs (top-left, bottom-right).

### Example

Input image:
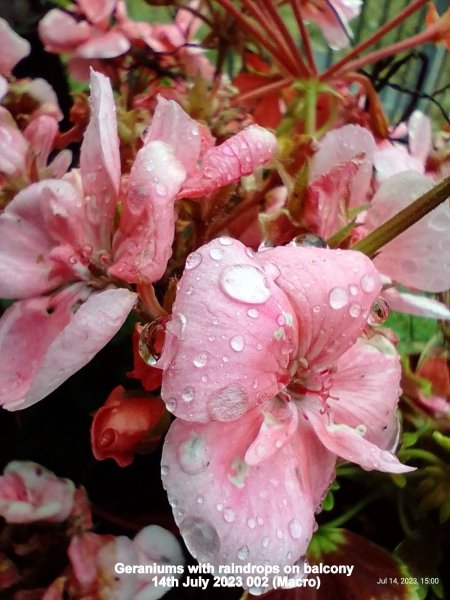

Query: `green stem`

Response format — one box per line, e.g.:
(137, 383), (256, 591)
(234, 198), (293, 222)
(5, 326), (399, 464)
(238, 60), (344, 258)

(305, 82), (317, 136)
(399, 448), (444, 467)
(322, 495), (376, 529)
(352, 176), (450, 257)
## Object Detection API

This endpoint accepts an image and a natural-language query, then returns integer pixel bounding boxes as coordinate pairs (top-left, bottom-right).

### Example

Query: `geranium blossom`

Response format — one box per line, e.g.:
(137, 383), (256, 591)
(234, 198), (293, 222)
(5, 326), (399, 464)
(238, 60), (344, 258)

(158, 238), (413, 591)
(302, 0), (362, 49)
(0, 17), (30, 100)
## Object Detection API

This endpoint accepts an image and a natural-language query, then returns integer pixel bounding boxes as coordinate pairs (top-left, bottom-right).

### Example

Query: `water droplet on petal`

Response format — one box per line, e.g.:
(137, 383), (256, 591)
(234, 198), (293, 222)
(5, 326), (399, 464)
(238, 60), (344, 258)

(197, 495), (204, 504)
(178, 435), (210, 474)
(262, 537), (269, 548)
(218, 236), (233, 246)
(312, 305), (321, 313)
(193, 351), (210, 368)
(179, 517), (220, 562)
(349, 284), (359, 296)
(237, 545), (250, 560)
(245, 247), (256, 258)
(210, 248), (223, 261)
(276, 314), (286, 326)
(276, 528), (283, 540)
(223, 508), (235, 523)
(289, 234), (327, 248)
(329, 286), (349, 309)
(247, 518), (256, 529)
(166, 398), (177, 413)
(360, 274), (376, 293)
(208, 384), (249, 421)
(349, 302), (362, 318)
(155, 183), (167, 197)
(263, 262), (281, 280)
(247, 308), (259, 319)
(230, 335), (245, 352)
(181, 386), (195, 402)
(185, 252), (202, 270)
(161, 465), (169, 476)
(368, 297), (389, 325)
(220, 265), (271, 304)
(138, 318), (167, 365)
(288, 519), (302, 539)
(257, 517), (264, 526)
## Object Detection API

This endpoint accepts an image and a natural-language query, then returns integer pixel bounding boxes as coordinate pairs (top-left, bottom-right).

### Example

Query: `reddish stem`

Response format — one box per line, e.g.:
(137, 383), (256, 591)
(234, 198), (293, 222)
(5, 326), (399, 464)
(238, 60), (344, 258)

(289, 0), (317, 74)
(320, 0), (428, 81)
(235, 77), (293, 103)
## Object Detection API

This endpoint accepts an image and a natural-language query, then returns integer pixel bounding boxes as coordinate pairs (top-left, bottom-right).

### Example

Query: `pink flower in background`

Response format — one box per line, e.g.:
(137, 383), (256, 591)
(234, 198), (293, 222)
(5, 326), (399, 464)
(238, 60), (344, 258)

(159, 238), (412, 591)
(0, 461), (75, 524)
(302, 0), (362, 49)
(0, 69), (276, 411)
(0, 17), (30, 100)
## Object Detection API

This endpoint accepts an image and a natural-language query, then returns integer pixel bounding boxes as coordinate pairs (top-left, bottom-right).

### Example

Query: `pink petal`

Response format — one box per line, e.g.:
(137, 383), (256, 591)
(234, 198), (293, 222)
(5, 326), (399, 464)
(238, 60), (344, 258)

(302, 0), (361, 49)
(80, 69), (120, 249)
(38, 9), (93, 53)
(366, 172), (450, 292)
(408, 110), (431, 164)
(180, 125), (277, 198)
(309, 124), (375, 207)
(76, 0), (116, 25)
(24, 115), (59, 173)
(143, 96), (202, 177)
(324, 336), (402, 452)
(0, 107), (28, 176)
(0, 285), (86, 410)
(0, 17), (30, 75)
(381, 288), (450, 320)
(374, 143), (424, 182)
(17, 287), (136, 410)
(158, 238), (297, 423)
(77, 30), (130, 59)
(255, 245), (381, 369)
(23, 78), (63, 122)
(110, 141), (186, 283)
(0, 75), (8, 100)
(47, 149), (73, 178)
(161, 407), (335, 589)
(0, 180), (79, 299)
(303, 405), (413, 473)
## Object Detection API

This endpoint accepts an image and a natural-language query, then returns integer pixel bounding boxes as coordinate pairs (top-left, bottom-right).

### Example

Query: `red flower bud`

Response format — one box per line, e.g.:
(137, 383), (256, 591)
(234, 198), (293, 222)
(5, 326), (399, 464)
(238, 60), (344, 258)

(91, 386), (167, 467)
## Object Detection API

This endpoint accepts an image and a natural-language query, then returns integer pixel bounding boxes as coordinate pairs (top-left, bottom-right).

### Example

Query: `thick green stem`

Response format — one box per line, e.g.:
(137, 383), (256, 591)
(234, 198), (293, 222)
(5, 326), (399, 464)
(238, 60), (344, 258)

(352, 176), (450, 257)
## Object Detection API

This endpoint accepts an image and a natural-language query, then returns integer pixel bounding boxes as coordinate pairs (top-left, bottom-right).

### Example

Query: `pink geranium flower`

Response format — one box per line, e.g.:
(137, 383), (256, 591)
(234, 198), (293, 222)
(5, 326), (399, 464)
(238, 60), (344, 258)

(158, 238), (413, 591)
(302, 0), (362, 49)
(0, 17), (30, 100)
(0, 70), (276, 411)
(0, 461), (75, 524)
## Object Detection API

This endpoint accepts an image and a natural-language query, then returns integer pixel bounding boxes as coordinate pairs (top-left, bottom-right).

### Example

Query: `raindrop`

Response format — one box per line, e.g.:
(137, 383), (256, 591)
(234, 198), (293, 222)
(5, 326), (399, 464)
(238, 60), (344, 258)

(166, 398), (177, 413)
(208, 385), (249, 421)
(193, 351), (210, 368)
(220, 265), (271, 304)
(257, 517), (264, 526)
(181, 386), (195, 402)
(218, 236), (233, 246)
(223, 508), (235, 523)
(155, 183), (167, 197)
(179, 517), (220, 562)
(348, 302), (362, 318)
(138, 318), (167, 365)
(161, 465), (169, 476)
(230, 335), (245, 352)
(185, 252), (202, 270)
(197, 495), (204, 504)
(312, 305), (321, 313)
(276, 314), (286, 326)
(329, 286), (349, 309)
(289, 234), (327, 248)
(247, 518), (256, 529)
(237, 545), (250, 560)
(263, 262), (281, 280)
(349, 284), (359, 296)
(258, 240), (275, 251)
(209, 248), (223, 261)
(262, 537), (269, 548)
(276, 528), (283, 540)
(247, 308), (259, 319)
(360, 274), (376, 293)
(288, 519), (302, 540)
(178, 435), (210, 474)
(368, 297), (389, 325)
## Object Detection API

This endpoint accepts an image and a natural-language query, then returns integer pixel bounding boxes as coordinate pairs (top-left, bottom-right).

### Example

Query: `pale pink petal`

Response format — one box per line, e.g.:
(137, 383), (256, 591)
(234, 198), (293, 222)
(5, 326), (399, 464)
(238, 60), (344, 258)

(0, 461), (75, 523)
(180, 126), (277, 198)
(303, 0), (361, 49)
(0, 75), (7, 100)
(158, 238), (297, 423)
(366, 172), (450, 292)
(0, 180), (79, 299)
(24, 115), (59, 173)
(110, 141), (186, 283)
(77, 0), (116, 25)
(382, 288), (450, 320)
(77, 30), (130, 58)
(408, 110), (432, 164)
(38, 9), (93, 53)
(23, 78), (63, 122)
(0, 106), (28, 176)
(143, 96), (202, 177)
(255, 245), (381, 369)
(374, 143), (424, 182)
(0, 284), (87, 410)
(324, 336), (402, 452)
(134, 526), (184, 600)
(80, 69), (120, 249)
(161, 408), (335, 589)
(309, 124), (375, 207)
(0, 18), (30, 75)
(47, 149), (73, 178)
(8, 287), (137, 411)
(303, 156), (363, 238)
